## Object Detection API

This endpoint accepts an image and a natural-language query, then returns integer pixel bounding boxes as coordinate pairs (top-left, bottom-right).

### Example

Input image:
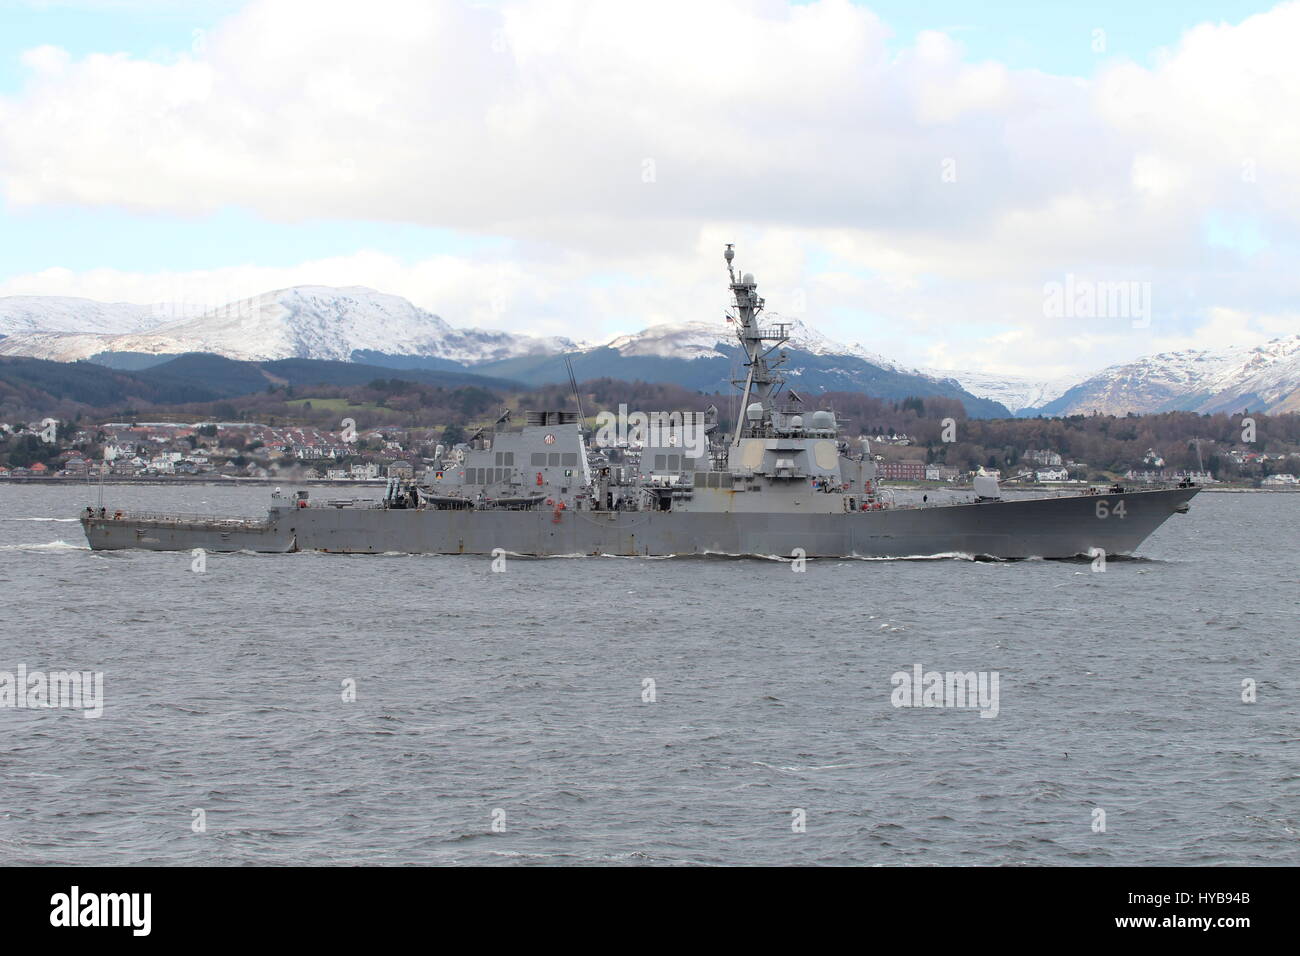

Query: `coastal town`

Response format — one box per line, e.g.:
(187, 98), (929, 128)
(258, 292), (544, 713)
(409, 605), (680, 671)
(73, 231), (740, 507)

(859, 432), (1297, 488)
(2, 418), (1296, 489)
(0, 420), (420, 483)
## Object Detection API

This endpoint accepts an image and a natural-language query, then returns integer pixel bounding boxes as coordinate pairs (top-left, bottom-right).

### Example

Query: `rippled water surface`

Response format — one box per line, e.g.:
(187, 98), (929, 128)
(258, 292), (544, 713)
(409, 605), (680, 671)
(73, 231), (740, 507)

(1, 482), (1296, 865)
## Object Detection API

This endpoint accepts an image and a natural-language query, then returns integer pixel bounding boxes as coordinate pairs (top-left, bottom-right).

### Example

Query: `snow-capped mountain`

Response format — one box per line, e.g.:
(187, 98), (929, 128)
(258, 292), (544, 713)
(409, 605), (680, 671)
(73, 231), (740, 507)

(603, 321), (735, 361)
(1033, 335), (1300, 416)
(779, 318), (913, 373)
(0, 295), (164, 337)
(0, 286), (574, 365)
(921, 369), (1079, 415)
(602, 317), (912, 372)
(479, 316), (1010, 416)
(594, 319), (1057, 413)
(604, 321), (1300, 417)
(1196, 335), (1300, 415)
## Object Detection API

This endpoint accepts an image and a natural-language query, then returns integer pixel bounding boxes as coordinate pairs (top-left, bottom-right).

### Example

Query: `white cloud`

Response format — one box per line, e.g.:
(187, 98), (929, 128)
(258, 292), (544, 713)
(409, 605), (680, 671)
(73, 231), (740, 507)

(1, 0), (1299, 376)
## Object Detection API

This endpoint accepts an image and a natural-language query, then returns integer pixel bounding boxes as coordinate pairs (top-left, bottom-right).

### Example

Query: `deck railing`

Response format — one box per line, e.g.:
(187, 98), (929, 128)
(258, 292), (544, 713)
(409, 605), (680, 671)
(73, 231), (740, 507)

(89, 510), (267, 528)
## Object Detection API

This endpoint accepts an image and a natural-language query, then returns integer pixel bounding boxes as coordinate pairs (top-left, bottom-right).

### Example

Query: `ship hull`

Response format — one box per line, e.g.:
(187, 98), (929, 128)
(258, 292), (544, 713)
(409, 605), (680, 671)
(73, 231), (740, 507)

(80, 486), (1199, 559)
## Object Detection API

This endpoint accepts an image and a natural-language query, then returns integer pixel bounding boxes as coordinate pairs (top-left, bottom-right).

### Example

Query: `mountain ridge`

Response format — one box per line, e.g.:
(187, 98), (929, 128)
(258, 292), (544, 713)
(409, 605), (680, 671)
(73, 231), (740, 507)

(0, 286), (1009, 416)
(1025, 335), (1300, 417)
(1, 286), (1296, 417)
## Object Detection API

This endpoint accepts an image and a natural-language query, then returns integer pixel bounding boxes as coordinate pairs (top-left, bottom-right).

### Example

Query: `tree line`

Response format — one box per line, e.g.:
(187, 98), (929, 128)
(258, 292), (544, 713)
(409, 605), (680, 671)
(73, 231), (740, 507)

(4, 378), (1296, 479)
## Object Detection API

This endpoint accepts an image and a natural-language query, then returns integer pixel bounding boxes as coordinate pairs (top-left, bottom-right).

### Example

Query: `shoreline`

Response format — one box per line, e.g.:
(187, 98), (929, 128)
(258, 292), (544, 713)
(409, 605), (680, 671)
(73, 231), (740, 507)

(2, 476), (1296, 492)
(0, 476), (386, 487)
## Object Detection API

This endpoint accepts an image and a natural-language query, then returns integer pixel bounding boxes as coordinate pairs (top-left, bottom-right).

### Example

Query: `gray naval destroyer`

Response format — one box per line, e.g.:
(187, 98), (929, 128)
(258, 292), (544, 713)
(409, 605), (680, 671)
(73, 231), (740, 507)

(80, 246), (1199, 559)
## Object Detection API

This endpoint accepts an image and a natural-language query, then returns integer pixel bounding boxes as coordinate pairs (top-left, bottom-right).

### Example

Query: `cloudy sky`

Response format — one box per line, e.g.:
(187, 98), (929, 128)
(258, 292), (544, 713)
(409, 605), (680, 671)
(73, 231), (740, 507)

(0, 0), (1296, 380)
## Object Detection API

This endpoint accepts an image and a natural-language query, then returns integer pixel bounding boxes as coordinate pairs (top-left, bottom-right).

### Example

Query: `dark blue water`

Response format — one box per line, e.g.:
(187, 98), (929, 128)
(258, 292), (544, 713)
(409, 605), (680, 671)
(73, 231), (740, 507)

(1, 483), (1296, 865)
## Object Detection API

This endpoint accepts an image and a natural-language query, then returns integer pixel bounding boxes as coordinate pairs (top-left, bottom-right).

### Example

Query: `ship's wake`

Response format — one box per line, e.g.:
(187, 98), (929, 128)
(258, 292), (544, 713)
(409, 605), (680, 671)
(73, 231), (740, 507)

(0, 539), (90, 552)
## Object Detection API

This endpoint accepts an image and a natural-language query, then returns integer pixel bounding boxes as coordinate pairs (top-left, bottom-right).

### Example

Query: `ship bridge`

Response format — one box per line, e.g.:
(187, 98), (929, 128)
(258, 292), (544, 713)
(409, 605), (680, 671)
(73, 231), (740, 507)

(425, 410), (591, 502)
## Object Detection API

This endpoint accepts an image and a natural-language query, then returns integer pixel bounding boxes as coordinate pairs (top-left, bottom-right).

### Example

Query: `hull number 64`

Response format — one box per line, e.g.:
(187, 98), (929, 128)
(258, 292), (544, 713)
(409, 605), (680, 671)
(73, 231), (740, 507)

(1096, 499), (1126, 519)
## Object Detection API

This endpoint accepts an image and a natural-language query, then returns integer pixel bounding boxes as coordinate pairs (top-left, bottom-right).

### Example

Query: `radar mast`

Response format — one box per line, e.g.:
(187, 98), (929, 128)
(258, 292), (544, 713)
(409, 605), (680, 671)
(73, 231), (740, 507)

(725, 244), (790, 444)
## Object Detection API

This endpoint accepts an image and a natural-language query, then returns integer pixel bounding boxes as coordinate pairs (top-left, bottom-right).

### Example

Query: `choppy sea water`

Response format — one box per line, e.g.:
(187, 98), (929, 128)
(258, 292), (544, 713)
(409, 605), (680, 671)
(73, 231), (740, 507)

(0, 482), (1296, 866)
